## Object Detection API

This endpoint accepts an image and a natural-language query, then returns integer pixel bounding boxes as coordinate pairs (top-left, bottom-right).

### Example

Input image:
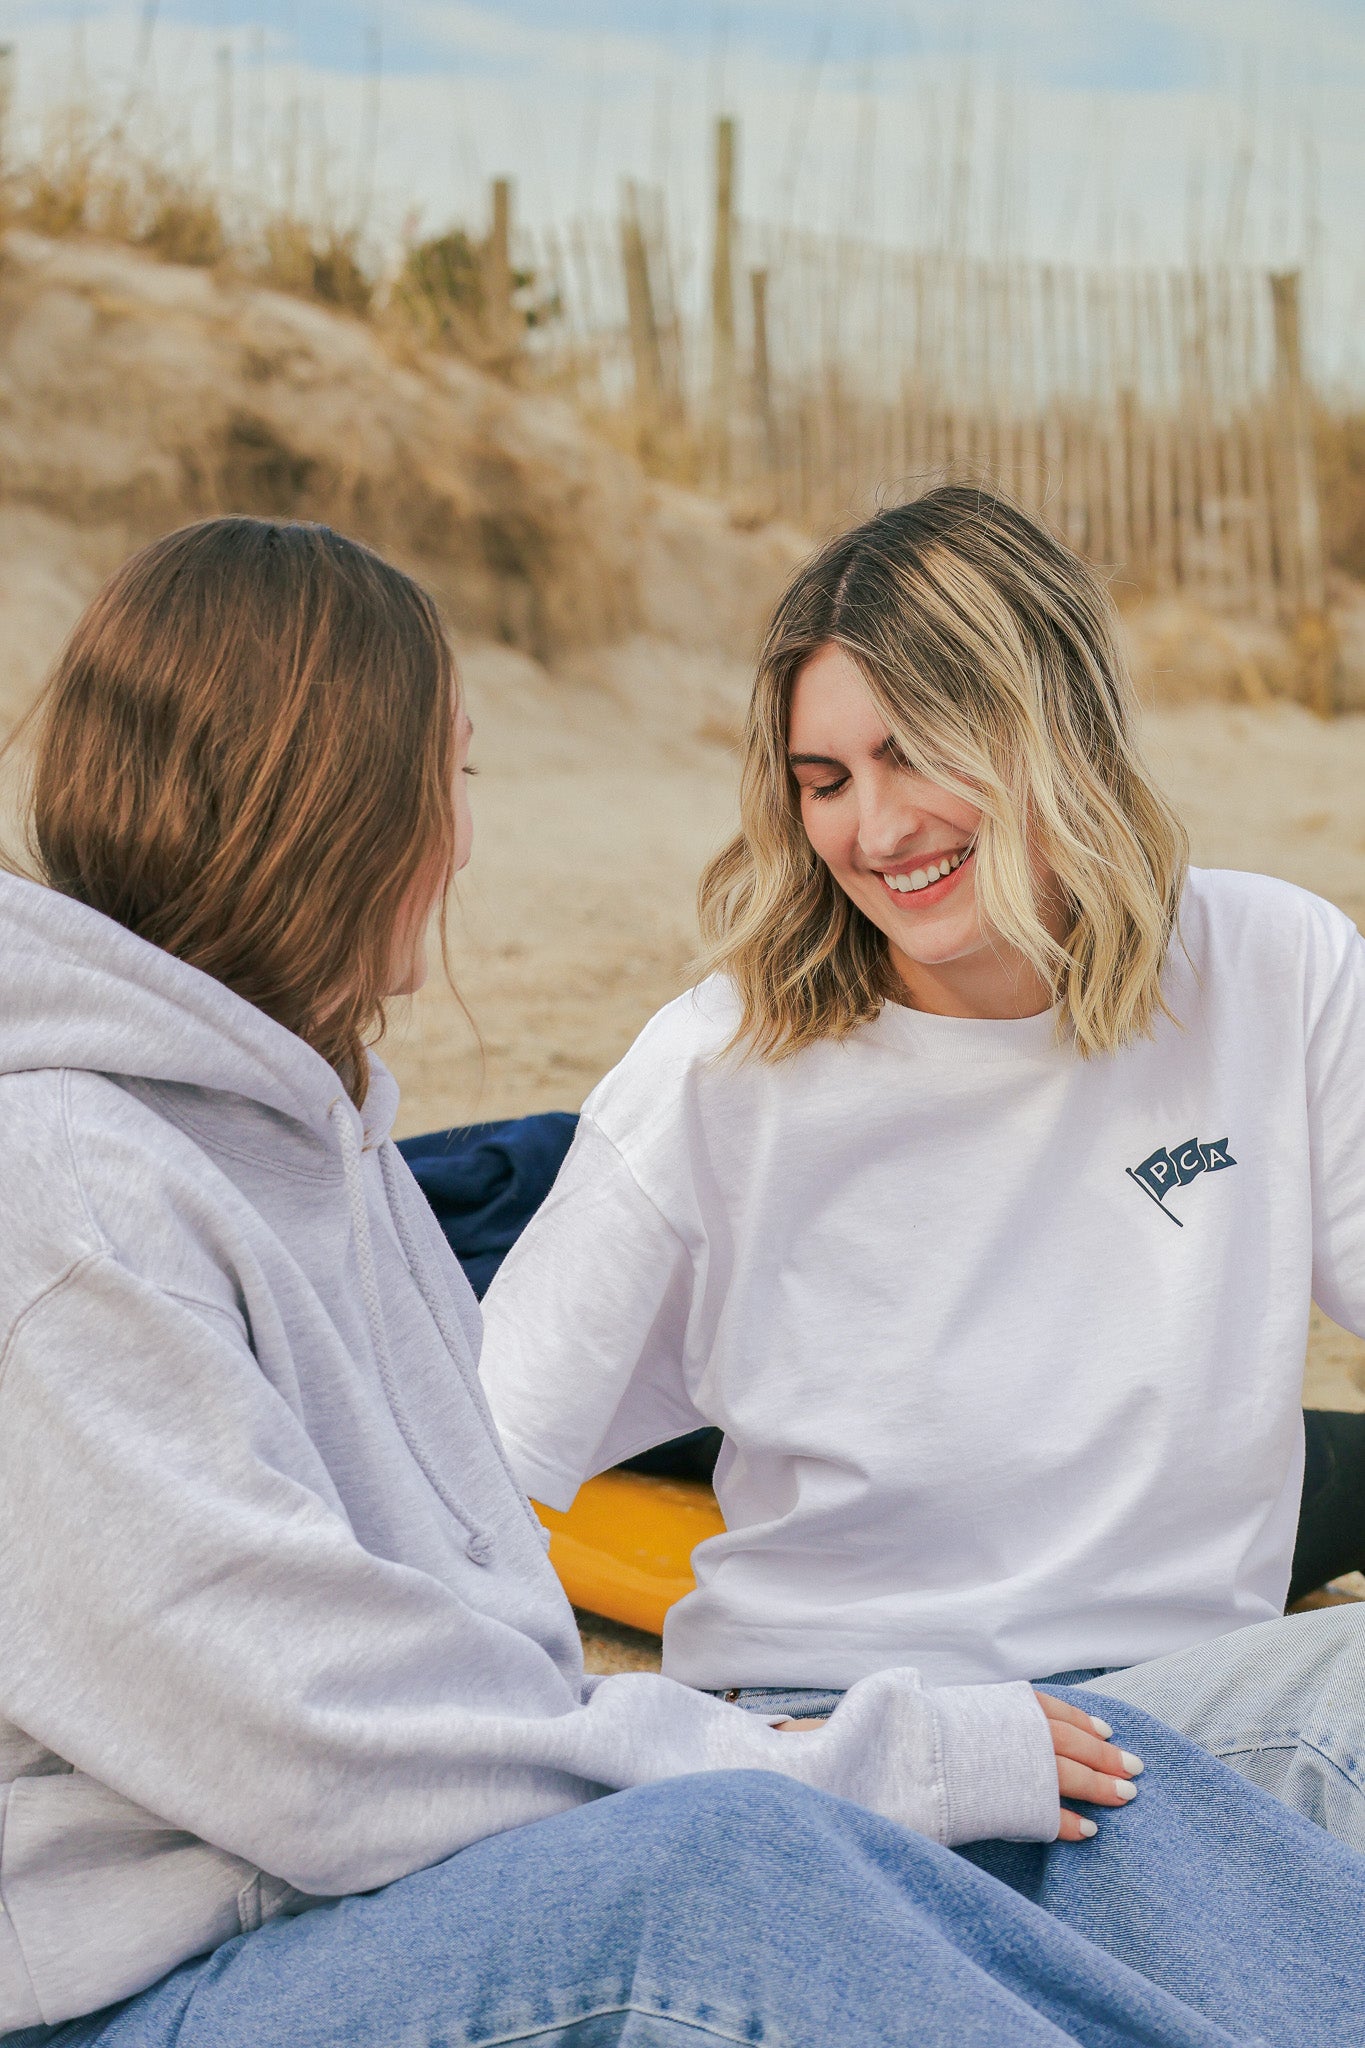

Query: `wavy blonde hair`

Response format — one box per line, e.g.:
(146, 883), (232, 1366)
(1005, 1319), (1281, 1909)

(698, 485), (1188, 1060)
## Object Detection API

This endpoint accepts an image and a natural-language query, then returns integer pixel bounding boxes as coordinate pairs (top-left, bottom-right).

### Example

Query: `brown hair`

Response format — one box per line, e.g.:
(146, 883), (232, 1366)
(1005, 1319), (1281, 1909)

(699, 485), (1187, 1060)
(23, 517), (458, 1102)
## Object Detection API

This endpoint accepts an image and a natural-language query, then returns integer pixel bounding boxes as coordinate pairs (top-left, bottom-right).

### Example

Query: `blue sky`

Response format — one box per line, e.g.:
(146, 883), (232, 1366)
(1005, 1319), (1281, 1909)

(3, 1), (1363, 376)
(3, 0), (1339, 89)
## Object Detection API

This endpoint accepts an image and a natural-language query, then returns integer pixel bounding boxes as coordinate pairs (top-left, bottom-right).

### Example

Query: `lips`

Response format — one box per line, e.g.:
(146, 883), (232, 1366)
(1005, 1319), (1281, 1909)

(876, 844), (974, 905)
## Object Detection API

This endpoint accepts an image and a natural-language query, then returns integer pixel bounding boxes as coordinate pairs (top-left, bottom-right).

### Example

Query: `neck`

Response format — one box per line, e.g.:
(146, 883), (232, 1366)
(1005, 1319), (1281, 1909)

(889, 940), (1055, 1021)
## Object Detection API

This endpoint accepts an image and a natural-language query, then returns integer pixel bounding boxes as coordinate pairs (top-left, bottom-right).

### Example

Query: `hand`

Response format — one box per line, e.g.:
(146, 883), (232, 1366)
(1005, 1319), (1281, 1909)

(1035, 1691), (1143, 1842)
(772, 1694), (1142, 1848)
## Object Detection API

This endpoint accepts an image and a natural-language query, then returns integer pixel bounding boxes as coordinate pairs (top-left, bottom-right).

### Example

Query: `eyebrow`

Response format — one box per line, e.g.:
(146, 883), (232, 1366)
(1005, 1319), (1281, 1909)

(787, 737), (902, 768)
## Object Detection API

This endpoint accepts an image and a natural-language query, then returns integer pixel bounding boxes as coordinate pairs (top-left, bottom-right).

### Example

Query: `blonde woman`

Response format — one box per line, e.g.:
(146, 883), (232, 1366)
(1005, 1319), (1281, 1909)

(481, 485), (1365, 1850)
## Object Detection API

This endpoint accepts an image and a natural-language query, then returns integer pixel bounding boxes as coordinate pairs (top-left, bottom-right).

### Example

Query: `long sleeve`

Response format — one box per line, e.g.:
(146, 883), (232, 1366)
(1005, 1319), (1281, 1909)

(481, 1114), (707, 1510)
(0, 1254), (1060, 1903)
(1307, 921), (1365, 1337)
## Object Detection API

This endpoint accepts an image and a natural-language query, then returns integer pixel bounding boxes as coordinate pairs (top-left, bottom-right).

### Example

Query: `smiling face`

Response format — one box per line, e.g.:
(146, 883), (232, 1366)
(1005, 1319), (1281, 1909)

(787, 643), (1056, 1019)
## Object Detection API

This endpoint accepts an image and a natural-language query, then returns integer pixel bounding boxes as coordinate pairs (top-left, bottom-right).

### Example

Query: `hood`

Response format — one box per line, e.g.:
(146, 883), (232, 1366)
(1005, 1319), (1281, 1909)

(0, 871), (506, 1573)
(0, 868), (397, 1148)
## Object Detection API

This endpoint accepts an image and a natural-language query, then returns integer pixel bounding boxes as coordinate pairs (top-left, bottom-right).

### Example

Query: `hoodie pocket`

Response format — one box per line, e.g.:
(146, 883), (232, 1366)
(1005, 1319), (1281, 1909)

(238, 1868), (311, 1936)
(236, 1871), (265, 1934)
(2, 1770), (254, 2026)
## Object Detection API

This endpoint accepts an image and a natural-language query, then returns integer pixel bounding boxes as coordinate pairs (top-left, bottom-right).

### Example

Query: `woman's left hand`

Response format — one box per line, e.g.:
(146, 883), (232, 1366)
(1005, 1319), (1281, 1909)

(1035, 1690), (1144, 1841)
(771, 1691), (1142, 1846)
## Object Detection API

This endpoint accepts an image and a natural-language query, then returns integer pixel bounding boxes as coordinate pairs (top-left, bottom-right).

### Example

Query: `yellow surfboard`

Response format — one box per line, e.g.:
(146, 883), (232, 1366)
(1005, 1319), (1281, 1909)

(535, 1470), (725, 1636)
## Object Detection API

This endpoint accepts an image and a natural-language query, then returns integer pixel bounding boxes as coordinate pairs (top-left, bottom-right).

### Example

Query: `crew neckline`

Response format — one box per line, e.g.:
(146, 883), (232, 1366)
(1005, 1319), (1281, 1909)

(868, 994), (1065, 1061)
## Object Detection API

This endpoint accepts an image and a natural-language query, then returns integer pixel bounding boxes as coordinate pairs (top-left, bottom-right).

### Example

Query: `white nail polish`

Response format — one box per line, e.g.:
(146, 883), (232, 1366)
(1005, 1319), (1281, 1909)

(1089, 1716), (1113, 1739)
(1077, 1816), (1098, 1838)
(1114, 1779), (1137, 1801)
(1120, 1751), (1144, 1776)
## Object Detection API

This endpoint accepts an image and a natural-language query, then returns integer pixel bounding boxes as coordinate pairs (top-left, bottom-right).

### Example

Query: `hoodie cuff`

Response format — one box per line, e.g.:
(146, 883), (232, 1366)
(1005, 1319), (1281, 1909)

(932, 1681), (1059, 1846)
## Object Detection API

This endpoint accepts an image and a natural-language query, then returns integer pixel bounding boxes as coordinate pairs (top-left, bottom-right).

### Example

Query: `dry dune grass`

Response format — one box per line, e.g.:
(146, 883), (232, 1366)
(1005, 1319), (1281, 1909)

(0, 228), (805, 701)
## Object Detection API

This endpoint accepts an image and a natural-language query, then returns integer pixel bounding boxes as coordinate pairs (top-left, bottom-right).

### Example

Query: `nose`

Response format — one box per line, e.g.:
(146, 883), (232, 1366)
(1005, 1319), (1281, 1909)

(855, 770), (926, 867)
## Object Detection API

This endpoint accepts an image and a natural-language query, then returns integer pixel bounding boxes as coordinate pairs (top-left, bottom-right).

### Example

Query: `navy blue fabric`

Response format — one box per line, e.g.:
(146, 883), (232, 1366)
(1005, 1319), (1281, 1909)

(397, 1114), (578, 1299)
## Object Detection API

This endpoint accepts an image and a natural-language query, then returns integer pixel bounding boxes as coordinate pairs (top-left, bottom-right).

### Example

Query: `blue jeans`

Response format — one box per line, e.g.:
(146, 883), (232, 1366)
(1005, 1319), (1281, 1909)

(12, 1698), (1365, 2048)
(716, 1670), (1116, 1721)
(1085, 1606), (1365, 1847)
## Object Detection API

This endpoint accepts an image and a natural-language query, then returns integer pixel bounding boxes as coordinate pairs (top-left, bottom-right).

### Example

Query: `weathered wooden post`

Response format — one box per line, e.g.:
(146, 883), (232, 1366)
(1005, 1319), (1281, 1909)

(1240, 270), (1276, 618)
(649, 200), (687, 431)
(750, 265), (776, 472)
(0, 44), (15, 190)
(710, 116), (737, 481)
(214, 43), (233, 190)
(1169, 271), (1199, 590)
(1212, 265), (1254, 613)
(484, 175), (517, 370)
(1269, 269), (1332, 712)
(1145, 271), (1176, 592)
(620, 180), (663, 426)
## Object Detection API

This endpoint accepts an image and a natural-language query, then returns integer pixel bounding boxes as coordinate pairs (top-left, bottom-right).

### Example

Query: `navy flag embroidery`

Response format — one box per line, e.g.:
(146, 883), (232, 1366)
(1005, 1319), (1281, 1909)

(1126, 1137), (1236, 1227)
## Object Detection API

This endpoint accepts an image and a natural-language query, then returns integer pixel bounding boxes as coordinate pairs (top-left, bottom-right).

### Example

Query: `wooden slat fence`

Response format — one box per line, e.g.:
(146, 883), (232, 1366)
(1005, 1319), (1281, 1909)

(526, 193), (1324, 628)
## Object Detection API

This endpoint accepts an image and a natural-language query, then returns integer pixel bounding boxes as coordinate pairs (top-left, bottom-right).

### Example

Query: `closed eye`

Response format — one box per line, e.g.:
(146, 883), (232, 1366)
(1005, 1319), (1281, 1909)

(804, 775), (848, 801)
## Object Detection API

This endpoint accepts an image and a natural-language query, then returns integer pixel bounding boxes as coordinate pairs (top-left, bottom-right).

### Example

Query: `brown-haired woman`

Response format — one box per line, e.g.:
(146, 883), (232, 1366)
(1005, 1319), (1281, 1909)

(1, 515), (1361, 2048)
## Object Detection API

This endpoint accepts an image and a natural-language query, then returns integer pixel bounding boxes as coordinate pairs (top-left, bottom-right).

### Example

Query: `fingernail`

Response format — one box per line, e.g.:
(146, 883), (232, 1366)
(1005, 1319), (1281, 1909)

(1077, 1816), (1098, 1838)
(1120, 1751), (1144, 1776)
(1088, 1716), (1113, 1739)
(1114, 1779), (1138, 1801)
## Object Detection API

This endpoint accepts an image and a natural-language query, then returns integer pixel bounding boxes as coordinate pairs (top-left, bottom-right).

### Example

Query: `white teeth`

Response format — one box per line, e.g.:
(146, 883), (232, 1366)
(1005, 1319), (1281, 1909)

(881, 848), (971, 895)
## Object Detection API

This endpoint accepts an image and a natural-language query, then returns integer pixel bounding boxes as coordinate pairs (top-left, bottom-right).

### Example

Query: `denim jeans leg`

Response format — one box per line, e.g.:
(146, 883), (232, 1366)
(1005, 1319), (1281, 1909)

(1083, 1606), (1365, 1851)
(962, 1685), (1365, 2047)
(10, 1768), (1320, 2048)
(713, 1685), (846, 1719)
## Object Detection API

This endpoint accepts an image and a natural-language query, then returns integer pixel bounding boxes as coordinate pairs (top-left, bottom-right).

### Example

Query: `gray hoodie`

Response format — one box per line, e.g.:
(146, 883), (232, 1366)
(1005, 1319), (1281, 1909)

(0, 870), (1057, 2032)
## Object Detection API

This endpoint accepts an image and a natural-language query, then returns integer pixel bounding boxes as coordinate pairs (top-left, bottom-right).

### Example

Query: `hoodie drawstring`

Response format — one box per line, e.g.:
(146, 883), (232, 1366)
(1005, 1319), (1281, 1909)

(378, 1141), (549, 1549)
(328, 1098), (492, 1565)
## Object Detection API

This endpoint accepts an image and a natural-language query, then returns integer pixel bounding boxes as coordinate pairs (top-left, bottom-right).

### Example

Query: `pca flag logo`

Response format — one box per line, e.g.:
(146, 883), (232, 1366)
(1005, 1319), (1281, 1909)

(1126, 1137), (1236, 1227)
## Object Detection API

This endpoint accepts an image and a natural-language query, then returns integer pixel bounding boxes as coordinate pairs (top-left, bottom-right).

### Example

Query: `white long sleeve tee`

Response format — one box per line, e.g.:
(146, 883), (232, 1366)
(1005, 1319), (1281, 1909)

(481, 868), (1365, 1691)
